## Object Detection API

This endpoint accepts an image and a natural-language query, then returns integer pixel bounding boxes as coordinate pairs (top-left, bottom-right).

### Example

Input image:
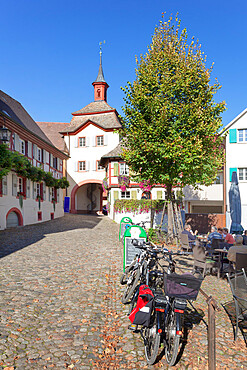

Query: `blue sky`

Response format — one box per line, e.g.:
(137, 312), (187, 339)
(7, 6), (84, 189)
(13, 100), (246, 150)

(1, 0), (247, 127)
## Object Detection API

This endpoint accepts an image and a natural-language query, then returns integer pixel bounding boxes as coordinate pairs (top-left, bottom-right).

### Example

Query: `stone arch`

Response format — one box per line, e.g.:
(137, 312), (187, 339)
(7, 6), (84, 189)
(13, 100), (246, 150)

(6, 207), (23, 227)
(70, 179), (103, 214)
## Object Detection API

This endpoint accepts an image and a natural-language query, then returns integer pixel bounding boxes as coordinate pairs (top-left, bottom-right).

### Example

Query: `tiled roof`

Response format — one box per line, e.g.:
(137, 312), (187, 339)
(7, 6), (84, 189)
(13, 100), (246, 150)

(37, 122), (69, 153)
(99, 141), (125, 167)
(72, 100), (115, 115)
(0, 90), (54, 146)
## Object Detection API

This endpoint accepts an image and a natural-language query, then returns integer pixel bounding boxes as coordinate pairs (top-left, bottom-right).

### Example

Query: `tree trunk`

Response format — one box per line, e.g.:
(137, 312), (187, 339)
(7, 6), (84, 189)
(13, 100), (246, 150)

(167, 184), (173, 237)
(159, 201), (167, 232)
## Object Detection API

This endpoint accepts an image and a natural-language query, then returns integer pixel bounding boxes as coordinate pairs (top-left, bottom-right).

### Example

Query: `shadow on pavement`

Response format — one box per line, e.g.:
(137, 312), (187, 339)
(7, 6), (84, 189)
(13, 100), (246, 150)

(0, 213), (104, 259)
(222, 300), (247, 346)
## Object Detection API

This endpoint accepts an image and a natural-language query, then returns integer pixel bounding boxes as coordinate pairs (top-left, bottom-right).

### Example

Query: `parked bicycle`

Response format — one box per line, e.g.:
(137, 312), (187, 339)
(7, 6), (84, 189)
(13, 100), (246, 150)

(120, 240), (160, 304)
(124, 240), (203, 366)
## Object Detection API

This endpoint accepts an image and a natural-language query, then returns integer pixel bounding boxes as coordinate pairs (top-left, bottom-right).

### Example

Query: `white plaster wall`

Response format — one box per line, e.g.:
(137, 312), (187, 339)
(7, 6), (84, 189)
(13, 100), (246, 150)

(0, 173), (64, 230)
(65, 127), (119, 197)
(183, 184), (223, 202)
(225, 111), (247, 229)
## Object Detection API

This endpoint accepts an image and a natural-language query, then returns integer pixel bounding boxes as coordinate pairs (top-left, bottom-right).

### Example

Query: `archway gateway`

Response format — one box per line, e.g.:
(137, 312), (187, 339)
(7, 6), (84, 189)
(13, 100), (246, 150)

(6, 207), (23, 228)
(70, 179), (103, 214)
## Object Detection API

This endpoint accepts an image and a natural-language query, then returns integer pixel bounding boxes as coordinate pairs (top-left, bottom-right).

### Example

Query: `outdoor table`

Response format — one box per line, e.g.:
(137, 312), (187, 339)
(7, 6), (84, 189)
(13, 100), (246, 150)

(214, 248), (229, 276)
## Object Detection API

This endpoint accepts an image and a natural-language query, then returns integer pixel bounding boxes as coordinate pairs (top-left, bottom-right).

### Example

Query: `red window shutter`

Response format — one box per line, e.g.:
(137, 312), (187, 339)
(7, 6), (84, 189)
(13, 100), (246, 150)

(25, 141), (28, 156)
(23, 178), (27, 197)
(40, 182), (44, 200)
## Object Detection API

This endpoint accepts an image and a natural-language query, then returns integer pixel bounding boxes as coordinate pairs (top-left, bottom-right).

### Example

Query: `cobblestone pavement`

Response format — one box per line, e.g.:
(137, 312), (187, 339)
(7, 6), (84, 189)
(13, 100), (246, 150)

(0, 214), (246, 369)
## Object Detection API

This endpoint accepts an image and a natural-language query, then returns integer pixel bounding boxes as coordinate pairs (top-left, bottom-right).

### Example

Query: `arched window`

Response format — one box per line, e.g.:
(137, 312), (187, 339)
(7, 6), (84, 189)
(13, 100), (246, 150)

(97, 89), (101, 98)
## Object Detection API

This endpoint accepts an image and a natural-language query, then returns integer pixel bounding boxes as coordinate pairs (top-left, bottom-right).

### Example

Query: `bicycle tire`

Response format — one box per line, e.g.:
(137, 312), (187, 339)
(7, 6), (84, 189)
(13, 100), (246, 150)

(165, 310), (180, 366)
(144, 312), (160, 365)
(121, 268), (140, 304)
(120, 260), (136, 285)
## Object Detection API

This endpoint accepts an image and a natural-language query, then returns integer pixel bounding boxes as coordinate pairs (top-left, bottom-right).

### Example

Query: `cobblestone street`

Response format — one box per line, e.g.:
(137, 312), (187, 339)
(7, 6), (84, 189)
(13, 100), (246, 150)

(0, 214), (247, 369)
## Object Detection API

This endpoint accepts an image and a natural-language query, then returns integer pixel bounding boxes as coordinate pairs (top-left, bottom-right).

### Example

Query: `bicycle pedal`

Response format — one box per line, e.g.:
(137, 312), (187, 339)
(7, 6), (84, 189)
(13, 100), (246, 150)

(128, 324), (138, 332)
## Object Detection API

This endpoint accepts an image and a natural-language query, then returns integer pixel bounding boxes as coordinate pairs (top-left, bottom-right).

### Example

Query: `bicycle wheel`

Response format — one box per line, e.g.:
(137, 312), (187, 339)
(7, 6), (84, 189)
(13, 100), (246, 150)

(120, 259), (136, 285)
(121, 268), (140, 304)
(144, 312), (160, 365)
(165, 310), (180, 366)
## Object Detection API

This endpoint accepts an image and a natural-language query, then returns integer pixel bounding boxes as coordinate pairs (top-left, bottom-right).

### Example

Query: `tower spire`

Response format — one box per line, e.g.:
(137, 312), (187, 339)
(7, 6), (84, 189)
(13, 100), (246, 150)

(92, 41), (109, 101)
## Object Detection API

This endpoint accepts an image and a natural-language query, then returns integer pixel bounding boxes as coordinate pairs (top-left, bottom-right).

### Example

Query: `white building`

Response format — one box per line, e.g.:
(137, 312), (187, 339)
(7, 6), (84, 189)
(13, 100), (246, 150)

(223, 108), (247, 230)
(0, 90), (69, 230)
(39, 55), (122, 214)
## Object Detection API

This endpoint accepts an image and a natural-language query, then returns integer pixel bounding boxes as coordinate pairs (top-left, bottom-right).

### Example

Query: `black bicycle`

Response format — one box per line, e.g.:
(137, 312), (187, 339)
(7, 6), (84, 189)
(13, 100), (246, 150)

(127, 245), (203, 366)
(120, 240), (160, 304)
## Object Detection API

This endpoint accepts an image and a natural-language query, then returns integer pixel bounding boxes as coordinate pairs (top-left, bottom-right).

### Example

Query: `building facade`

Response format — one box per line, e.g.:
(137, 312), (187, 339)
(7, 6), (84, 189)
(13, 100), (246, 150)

(223, 108), (247, 230)
(0, 90), (69, 230)
(39, 55), (122, 214)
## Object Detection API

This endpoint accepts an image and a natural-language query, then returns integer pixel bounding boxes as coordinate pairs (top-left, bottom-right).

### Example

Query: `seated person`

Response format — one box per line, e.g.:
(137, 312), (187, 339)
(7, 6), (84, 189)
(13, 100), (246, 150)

(227, 235), (247, 264)
(243, 230), (247, 245)
(182, 224), (198, 247)
(223, 227), (235, 246)
(207, 226), (222, 247)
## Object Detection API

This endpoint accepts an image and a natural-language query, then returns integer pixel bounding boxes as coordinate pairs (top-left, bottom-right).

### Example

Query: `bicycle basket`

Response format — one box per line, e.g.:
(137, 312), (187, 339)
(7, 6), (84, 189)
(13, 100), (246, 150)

(164, 273), (203, 301)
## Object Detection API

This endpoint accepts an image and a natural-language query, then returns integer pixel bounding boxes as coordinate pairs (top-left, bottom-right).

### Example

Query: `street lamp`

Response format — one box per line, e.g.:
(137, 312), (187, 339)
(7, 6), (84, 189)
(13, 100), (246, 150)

(0, 127), (11, 143)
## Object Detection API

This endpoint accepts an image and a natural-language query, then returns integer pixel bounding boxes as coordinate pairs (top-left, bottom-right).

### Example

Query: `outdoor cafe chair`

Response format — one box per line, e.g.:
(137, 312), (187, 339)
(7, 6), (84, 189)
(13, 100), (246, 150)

(235, 253), (247, 273)
(227, 268), (247, 340)
(179, 232), (191, 252)
(193, 244), (221, 278)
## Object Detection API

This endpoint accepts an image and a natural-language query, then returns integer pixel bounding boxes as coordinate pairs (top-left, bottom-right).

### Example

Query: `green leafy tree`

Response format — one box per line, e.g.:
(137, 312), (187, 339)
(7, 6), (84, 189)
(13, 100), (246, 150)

(121, 15), (226, 233)
(0, 144), (13, 179)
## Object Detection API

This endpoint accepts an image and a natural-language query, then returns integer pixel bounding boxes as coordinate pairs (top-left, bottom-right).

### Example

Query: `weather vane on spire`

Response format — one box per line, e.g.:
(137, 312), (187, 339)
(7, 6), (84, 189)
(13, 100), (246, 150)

(99, 41), (105, 57)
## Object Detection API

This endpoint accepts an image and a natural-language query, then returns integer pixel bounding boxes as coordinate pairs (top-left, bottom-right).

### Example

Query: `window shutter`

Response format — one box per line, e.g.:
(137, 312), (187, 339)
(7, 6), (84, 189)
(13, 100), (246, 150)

(114, 163), (119, 176)
(2, 176), (7, 195)
(33, 144), (37, 159)
(86, 137), (90, 146)
(229, 129), (237, 143)
(157, 190), (163, 200)
(26, 179), (30, 198)
(12, 174), (17, 196)
(74, 137), (78, 148)
(23, 178), (27, 197)
(113, 190), (119, 200)
(14, 133), (20, 152)
(40, 182), (43, 200)
(229, 168), (237, 182)
(33, 182), (37, 199)
(92, 160), (96, 171)
(131, 190), (137, 200)
(104, 135), (108, 145)
(87, 161), (90, 171)
(75, 162), (78, 172)
(91, 136), (96, 146)
(43, 184), (46, 201)
(57, 188), (60, 203)
(28, 141), (32, 158)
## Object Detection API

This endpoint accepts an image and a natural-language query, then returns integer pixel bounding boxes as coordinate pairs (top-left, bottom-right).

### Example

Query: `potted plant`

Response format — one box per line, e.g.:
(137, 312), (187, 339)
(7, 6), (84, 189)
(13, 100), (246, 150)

(17, 191), (25, 209)
(52, 197), (56, 212)
(36, 195), (42, 210)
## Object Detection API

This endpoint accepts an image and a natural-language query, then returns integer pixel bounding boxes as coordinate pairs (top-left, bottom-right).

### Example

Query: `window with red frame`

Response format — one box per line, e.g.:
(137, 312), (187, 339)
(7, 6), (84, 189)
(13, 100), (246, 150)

(96, 135), (104, 146)
(17, 177), (26, 197)
(79, 161), (86, 171)
(79, 137), (86, 147)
